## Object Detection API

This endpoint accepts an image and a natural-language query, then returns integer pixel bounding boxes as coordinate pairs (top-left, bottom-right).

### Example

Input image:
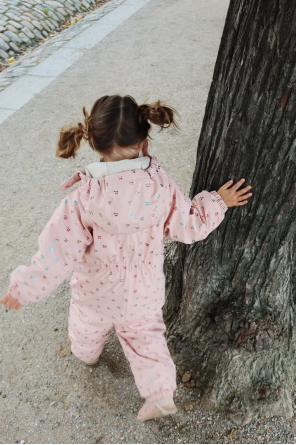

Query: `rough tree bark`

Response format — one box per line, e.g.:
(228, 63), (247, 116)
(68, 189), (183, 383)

(164, 0), (296, 425)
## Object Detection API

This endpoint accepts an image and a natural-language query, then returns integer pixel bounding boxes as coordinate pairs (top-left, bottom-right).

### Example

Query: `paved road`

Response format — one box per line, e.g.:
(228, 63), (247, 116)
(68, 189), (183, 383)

(0, 1), (240, 444)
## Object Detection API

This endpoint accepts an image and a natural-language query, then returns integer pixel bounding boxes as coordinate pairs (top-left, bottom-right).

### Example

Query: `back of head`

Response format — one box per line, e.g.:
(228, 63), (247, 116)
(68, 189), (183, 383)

(56, 95), (179, 159)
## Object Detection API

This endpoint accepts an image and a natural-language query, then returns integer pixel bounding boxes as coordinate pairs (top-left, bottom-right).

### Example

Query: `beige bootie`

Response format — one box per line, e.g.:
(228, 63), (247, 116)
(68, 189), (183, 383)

(137, 397), (178, 421)
(85, 357), (100, 366)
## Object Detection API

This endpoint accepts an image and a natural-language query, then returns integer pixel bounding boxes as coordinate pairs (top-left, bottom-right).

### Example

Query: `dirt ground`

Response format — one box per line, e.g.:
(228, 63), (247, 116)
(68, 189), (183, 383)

(1, 0), (296, 443)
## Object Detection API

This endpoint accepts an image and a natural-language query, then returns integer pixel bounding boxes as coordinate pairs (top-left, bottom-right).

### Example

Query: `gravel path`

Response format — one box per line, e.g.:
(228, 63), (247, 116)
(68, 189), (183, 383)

(1, 0), (296, 443)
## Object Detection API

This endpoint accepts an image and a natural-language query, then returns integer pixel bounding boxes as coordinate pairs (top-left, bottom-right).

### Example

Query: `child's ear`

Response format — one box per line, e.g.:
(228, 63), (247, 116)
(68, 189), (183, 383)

(142, 139), (151, 158)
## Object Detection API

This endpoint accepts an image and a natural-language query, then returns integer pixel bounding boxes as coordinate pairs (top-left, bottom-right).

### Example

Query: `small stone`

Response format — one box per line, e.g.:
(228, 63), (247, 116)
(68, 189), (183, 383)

(47, 10), (60, 21)
(182, 371), (192, 383)
(18, 31), (31, 44)
(22, 26), (35, 38)
(32, 8), (45, 18)
(55, 11), (64, 20)
(23, 12), (37, 20)
(20, 441), (25, 444)
(8, 50), (15, 57)
(184, 402), (194, 411)
(21, 20), (34, 30)
(4, 30), (22, 44)
(65, 1), (75, 10)
(19, 5), (30, 12)
(0, 33), (10, 43)
(22, 356), (27, 360)
(32, 19), (43, 30)
(40, 20), (50, 31)
(6, 24), (18, 33)
(8, 20), (23, 29)
(48, 17), (58, 27)
(0, 20), (8, 26)
(45, 19), (55, 29)
(0, 48), (8, 58)
(81, 0), (89, 9)
(32, 28), (42, 39)
(42, 3), (55, 12)
(6, 12), (22, 22)
(0, 26), (6, 33)
(50, 401), (55, 406)
(7, 9), (22, 17)
(9, 42), (19, 52)
(56, 7), (67, 16)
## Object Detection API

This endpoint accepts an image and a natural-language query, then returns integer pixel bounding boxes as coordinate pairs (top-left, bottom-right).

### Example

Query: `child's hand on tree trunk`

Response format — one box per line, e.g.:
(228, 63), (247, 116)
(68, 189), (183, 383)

(218, 179), (252, 207)
(0, 291), (22, 310)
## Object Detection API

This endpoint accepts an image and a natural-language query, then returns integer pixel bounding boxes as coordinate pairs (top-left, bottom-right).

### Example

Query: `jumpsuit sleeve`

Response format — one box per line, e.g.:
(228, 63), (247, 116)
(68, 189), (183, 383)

(163, 177), (228, 244)
(9, 188), (93, 306)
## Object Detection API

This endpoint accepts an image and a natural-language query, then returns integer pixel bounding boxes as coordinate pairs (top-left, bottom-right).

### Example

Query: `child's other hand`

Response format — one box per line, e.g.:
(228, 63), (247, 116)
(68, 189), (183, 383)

(0, 292), (22, 310)
(218, 179), (252, 208)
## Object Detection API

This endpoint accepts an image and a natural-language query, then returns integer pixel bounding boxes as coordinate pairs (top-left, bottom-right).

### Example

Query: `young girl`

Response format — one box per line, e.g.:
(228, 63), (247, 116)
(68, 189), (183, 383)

(0, 95), (252, 421)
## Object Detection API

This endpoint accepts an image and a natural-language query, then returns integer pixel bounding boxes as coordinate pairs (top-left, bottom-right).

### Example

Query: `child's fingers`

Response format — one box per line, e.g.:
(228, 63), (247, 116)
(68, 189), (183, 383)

(236, 185), (252, 196)
(219, 180), (233, 191)
(237, 193), (252, 201)
(236, 200), (248, 206)
(231, 178), (246, 191)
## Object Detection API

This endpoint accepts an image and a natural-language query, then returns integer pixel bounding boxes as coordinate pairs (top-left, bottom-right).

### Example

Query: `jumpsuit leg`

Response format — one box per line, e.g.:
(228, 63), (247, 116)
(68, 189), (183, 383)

(115, 313), (176, 401)
(68, 298), (113, 363)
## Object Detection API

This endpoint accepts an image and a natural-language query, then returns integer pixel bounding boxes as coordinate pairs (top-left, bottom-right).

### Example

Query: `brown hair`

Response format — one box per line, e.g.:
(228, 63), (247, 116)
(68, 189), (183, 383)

(56, 95), (179, 159)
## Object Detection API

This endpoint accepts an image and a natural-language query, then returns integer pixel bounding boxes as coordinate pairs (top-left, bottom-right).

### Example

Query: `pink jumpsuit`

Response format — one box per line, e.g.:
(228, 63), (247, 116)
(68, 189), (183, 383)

(9, 156), (227, 401)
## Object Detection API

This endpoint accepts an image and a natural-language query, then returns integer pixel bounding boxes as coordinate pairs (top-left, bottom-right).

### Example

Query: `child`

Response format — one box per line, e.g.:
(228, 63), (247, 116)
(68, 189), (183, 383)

(0, 95), (252, 421)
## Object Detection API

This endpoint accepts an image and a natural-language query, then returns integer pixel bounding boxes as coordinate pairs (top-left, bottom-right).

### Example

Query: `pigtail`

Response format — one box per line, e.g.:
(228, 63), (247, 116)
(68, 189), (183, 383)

(56, 107), (90, 159)
(138, 100), (180, 131)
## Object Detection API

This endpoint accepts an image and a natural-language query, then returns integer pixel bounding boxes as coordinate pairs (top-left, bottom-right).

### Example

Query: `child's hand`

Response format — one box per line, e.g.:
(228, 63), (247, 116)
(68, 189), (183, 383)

(0, 291), (22, 310)
(218, 179), (252, 208)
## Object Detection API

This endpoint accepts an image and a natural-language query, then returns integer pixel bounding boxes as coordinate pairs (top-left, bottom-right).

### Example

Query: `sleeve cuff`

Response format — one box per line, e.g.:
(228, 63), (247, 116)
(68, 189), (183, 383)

(210, 191), (228, 213)
(9, 284), (28, 306)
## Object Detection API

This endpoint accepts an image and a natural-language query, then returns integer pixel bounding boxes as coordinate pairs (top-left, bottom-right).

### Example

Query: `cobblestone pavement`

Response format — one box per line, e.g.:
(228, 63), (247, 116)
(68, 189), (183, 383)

(0, 0), (111, 63)
(0, 0), (124, 91)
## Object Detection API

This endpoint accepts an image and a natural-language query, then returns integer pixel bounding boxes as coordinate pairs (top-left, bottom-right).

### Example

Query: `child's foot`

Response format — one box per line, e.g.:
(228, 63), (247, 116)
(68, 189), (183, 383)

(85, 357), (100, 366)
(137, 397), (177, 421)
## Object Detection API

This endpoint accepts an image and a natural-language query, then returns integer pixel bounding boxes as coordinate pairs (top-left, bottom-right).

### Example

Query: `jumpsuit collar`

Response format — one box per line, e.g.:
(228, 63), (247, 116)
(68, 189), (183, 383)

(84, 156), (151, 179)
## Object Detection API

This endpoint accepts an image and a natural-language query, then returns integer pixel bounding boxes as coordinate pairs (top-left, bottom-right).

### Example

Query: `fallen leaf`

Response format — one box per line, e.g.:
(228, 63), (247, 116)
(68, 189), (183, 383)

(58, 344), (71, 357)
(228, 429), (236, 438)
(184, 402), (194, 412)
(185, 379), (195, 388)
(182, 371), (192, 383)
(8, 57), (15, 63)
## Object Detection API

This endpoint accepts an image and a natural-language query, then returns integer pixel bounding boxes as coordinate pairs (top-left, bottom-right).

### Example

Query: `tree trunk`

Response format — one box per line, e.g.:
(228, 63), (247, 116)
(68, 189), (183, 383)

(164, 0), (296, 425)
